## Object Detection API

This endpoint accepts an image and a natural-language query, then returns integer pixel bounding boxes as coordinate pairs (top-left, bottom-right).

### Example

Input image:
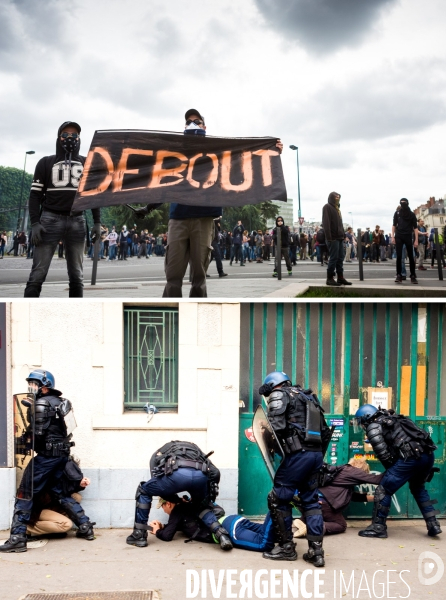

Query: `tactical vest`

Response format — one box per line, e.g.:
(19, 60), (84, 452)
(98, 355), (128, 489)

(32, 394), (75, 455)
(367, 410), (437, 464)
(150, 441), (221, 485)
(268, 386), (328, 453)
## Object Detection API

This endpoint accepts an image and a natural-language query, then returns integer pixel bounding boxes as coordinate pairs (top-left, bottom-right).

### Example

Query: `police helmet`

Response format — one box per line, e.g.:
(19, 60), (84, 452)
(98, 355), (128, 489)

(263, 371), (292, 388)
(26, 369), (62, 395)
(352, 404), (378, 433)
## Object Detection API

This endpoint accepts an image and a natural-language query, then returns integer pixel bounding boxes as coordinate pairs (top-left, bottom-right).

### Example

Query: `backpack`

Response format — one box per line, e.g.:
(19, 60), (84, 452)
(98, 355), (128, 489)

(316, 229), (325, 244)
(395, 414), (437, 453)
(318, 463), (343, 488)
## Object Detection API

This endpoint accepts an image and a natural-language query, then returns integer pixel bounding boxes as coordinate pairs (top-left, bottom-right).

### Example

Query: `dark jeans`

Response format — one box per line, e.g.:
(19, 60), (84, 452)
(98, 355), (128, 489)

(274, 247), (292, 272)
(135, 467), (219, 531)
(263, 244), (271, 260)
(378, 453), (435, 520)
(222, 513), (275, 552)
(24, 211), (86, 297)
(210, 239), (224, 274)
(395, 234), (415, 277)
(326, 239), (345, 277)
(274, 451), (324, 539)
(231, 243), (242, 264)
(11, 454), (89, 535)
(118, 242), (128, 260)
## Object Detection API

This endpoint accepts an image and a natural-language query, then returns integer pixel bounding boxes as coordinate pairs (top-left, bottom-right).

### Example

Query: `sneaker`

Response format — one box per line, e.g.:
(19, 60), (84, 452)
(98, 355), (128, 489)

(219, 272), (228, 278)
(288, 271), (292, 276)
(395, 275), (403, 283)
(272, 272), (278, 278)
(418, 266), (427, 270)
(401, 275), (406, 280)
(410, 276), (418, 284)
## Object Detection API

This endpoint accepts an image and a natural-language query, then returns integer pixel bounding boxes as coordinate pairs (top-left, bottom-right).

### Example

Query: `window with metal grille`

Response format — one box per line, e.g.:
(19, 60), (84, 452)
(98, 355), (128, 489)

(124, 307), (178, 410)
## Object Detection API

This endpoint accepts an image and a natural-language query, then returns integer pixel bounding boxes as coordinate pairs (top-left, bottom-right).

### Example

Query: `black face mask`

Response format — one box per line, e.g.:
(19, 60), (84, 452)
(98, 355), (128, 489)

(61, 136), (80, 154)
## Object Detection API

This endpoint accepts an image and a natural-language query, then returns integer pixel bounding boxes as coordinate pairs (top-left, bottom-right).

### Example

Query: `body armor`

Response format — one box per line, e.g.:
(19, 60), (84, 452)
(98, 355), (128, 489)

(31, 393), (75, 456)
(365, 410), (437, 467)
(266, 386), (328, 454)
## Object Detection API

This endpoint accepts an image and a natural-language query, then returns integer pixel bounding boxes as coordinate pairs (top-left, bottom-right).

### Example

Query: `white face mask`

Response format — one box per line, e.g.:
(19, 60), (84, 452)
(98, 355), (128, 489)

(185, 122), (202, 131)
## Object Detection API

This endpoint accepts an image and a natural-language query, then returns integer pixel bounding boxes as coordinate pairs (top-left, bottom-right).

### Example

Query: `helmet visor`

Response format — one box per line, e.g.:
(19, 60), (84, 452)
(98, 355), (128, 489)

(27, 380), (40, 394)
(352, 418), (364, 434)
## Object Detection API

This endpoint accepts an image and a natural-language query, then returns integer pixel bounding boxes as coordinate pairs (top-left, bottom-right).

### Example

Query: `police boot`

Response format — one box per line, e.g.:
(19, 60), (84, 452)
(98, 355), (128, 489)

(75, 521), (96, 541)
(126, 524), (149, 547)
(263, 540), (297, 561)
(359, 485), (389, 538)
(426, 518), (442, 537)
(0, 533), (27, 553)
(303, 539), (325, 568)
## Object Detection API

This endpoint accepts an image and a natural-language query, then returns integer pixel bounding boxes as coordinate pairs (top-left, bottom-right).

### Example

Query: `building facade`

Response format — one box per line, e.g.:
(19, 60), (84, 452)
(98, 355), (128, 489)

(1, 301), (445, 529)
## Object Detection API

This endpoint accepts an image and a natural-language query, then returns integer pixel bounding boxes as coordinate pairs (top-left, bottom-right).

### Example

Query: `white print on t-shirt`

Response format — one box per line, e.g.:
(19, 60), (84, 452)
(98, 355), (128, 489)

(50, 161), (84, 189)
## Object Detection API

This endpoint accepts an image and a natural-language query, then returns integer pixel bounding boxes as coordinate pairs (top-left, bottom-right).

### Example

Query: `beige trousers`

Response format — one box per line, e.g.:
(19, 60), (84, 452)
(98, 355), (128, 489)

(163, 217), (214, 298)
(27, 509), (72, 536)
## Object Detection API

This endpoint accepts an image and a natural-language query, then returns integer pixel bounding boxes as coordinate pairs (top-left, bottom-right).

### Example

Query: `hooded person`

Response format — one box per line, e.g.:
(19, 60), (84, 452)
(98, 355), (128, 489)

(321, 192), (351, 286)
(24, 122), (101, 298)
(272, 215), (292, 277)
(391, 198), (418, 284)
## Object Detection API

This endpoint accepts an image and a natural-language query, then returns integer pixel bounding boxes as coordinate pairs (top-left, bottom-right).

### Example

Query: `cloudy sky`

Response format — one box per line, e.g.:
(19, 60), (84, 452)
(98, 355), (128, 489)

(1, 0), (445, 229)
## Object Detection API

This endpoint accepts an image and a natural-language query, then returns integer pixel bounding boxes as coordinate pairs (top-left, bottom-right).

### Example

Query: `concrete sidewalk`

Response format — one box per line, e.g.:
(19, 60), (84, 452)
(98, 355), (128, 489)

(0, 277), (445, 299)
(1, 523), (444, 600)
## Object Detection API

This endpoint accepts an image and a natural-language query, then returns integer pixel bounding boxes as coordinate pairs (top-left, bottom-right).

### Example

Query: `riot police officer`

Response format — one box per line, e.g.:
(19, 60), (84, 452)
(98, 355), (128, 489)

(126, 440), (233, 551)
(353, 404), (441, 538)
(258, 371), (331, 566)
(0, 369), (95, 553)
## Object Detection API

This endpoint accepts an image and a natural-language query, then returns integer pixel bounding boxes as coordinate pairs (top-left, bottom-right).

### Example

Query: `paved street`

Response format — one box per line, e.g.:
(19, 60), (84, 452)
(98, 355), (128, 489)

(0, 255), (445, 298)
(0, 522), (444, 600)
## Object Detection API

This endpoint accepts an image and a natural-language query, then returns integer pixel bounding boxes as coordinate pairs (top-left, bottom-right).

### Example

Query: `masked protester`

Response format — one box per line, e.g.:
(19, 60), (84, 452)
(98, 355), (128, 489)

(24, 122), (101, 297)
(134, 109), (283, 297)
(0, 370), (95, 553)
(392, 198), (419, 284)
(353, 405), (441, 539)
(321, 192), (351, 286)
(272, 216), (292, 277)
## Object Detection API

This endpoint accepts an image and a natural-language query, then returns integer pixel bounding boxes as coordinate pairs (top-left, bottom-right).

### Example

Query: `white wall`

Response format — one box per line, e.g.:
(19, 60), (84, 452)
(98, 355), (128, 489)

(2, 301), (241, 527)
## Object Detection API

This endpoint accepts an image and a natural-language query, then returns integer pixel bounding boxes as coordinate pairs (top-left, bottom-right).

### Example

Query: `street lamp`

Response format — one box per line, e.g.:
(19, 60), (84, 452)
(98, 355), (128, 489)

(17, 150), (35, 232)
(289, 145), (302, 232)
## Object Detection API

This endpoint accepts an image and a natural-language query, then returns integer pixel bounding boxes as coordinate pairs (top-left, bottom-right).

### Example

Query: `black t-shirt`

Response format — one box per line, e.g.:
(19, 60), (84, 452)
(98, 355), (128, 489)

(393, 210), (417, 237)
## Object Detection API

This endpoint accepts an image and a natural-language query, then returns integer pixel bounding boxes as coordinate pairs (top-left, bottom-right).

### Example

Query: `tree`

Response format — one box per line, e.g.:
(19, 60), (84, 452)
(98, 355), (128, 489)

(0, 166), (33, 232)
(221, 200), (279, 232)
(100, 203), (170, 235)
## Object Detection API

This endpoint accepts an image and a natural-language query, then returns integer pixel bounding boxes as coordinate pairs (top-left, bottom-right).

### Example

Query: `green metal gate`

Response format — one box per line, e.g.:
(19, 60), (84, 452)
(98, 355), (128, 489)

(238, 302), (446, 519)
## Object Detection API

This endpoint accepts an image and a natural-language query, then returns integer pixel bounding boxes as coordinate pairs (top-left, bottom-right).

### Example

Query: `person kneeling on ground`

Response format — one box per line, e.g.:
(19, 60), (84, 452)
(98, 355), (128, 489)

(293, 457), (382, 537)
(27, 458), (91, 539)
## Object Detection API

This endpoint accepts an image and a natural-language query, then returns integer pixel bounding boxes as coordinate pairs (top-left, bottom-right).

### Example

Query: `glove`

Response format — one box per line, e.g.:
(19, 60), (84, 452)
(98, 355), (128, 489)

(91, 223), (102, 242)
(258, 382), (274, 397)
(31, 222), (46, 246)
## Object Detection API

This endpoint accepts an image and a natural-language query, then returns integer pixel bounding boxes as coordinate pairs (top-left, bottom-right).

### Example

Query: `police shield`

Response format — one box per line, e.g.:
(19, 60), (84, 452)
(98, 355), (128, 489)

(252, 405), (285, 481)
(14, 393), (35, 500)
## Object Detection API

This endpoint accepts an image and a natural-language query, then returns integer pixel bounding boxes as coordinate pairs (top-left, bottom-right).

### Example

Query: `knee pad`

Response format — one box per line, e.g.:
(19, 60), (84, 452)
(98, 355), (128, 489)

(135, 482), (151, 511)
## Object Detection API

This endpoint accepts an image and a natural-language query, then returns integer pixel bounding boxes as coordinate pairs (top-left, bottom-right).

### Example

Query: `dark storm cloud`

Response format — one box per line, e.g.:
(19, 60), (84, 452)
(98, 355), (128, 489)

(0, 0), (73, 70)
(254, 0), (399, 54)
(282, 58), (446, 144)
